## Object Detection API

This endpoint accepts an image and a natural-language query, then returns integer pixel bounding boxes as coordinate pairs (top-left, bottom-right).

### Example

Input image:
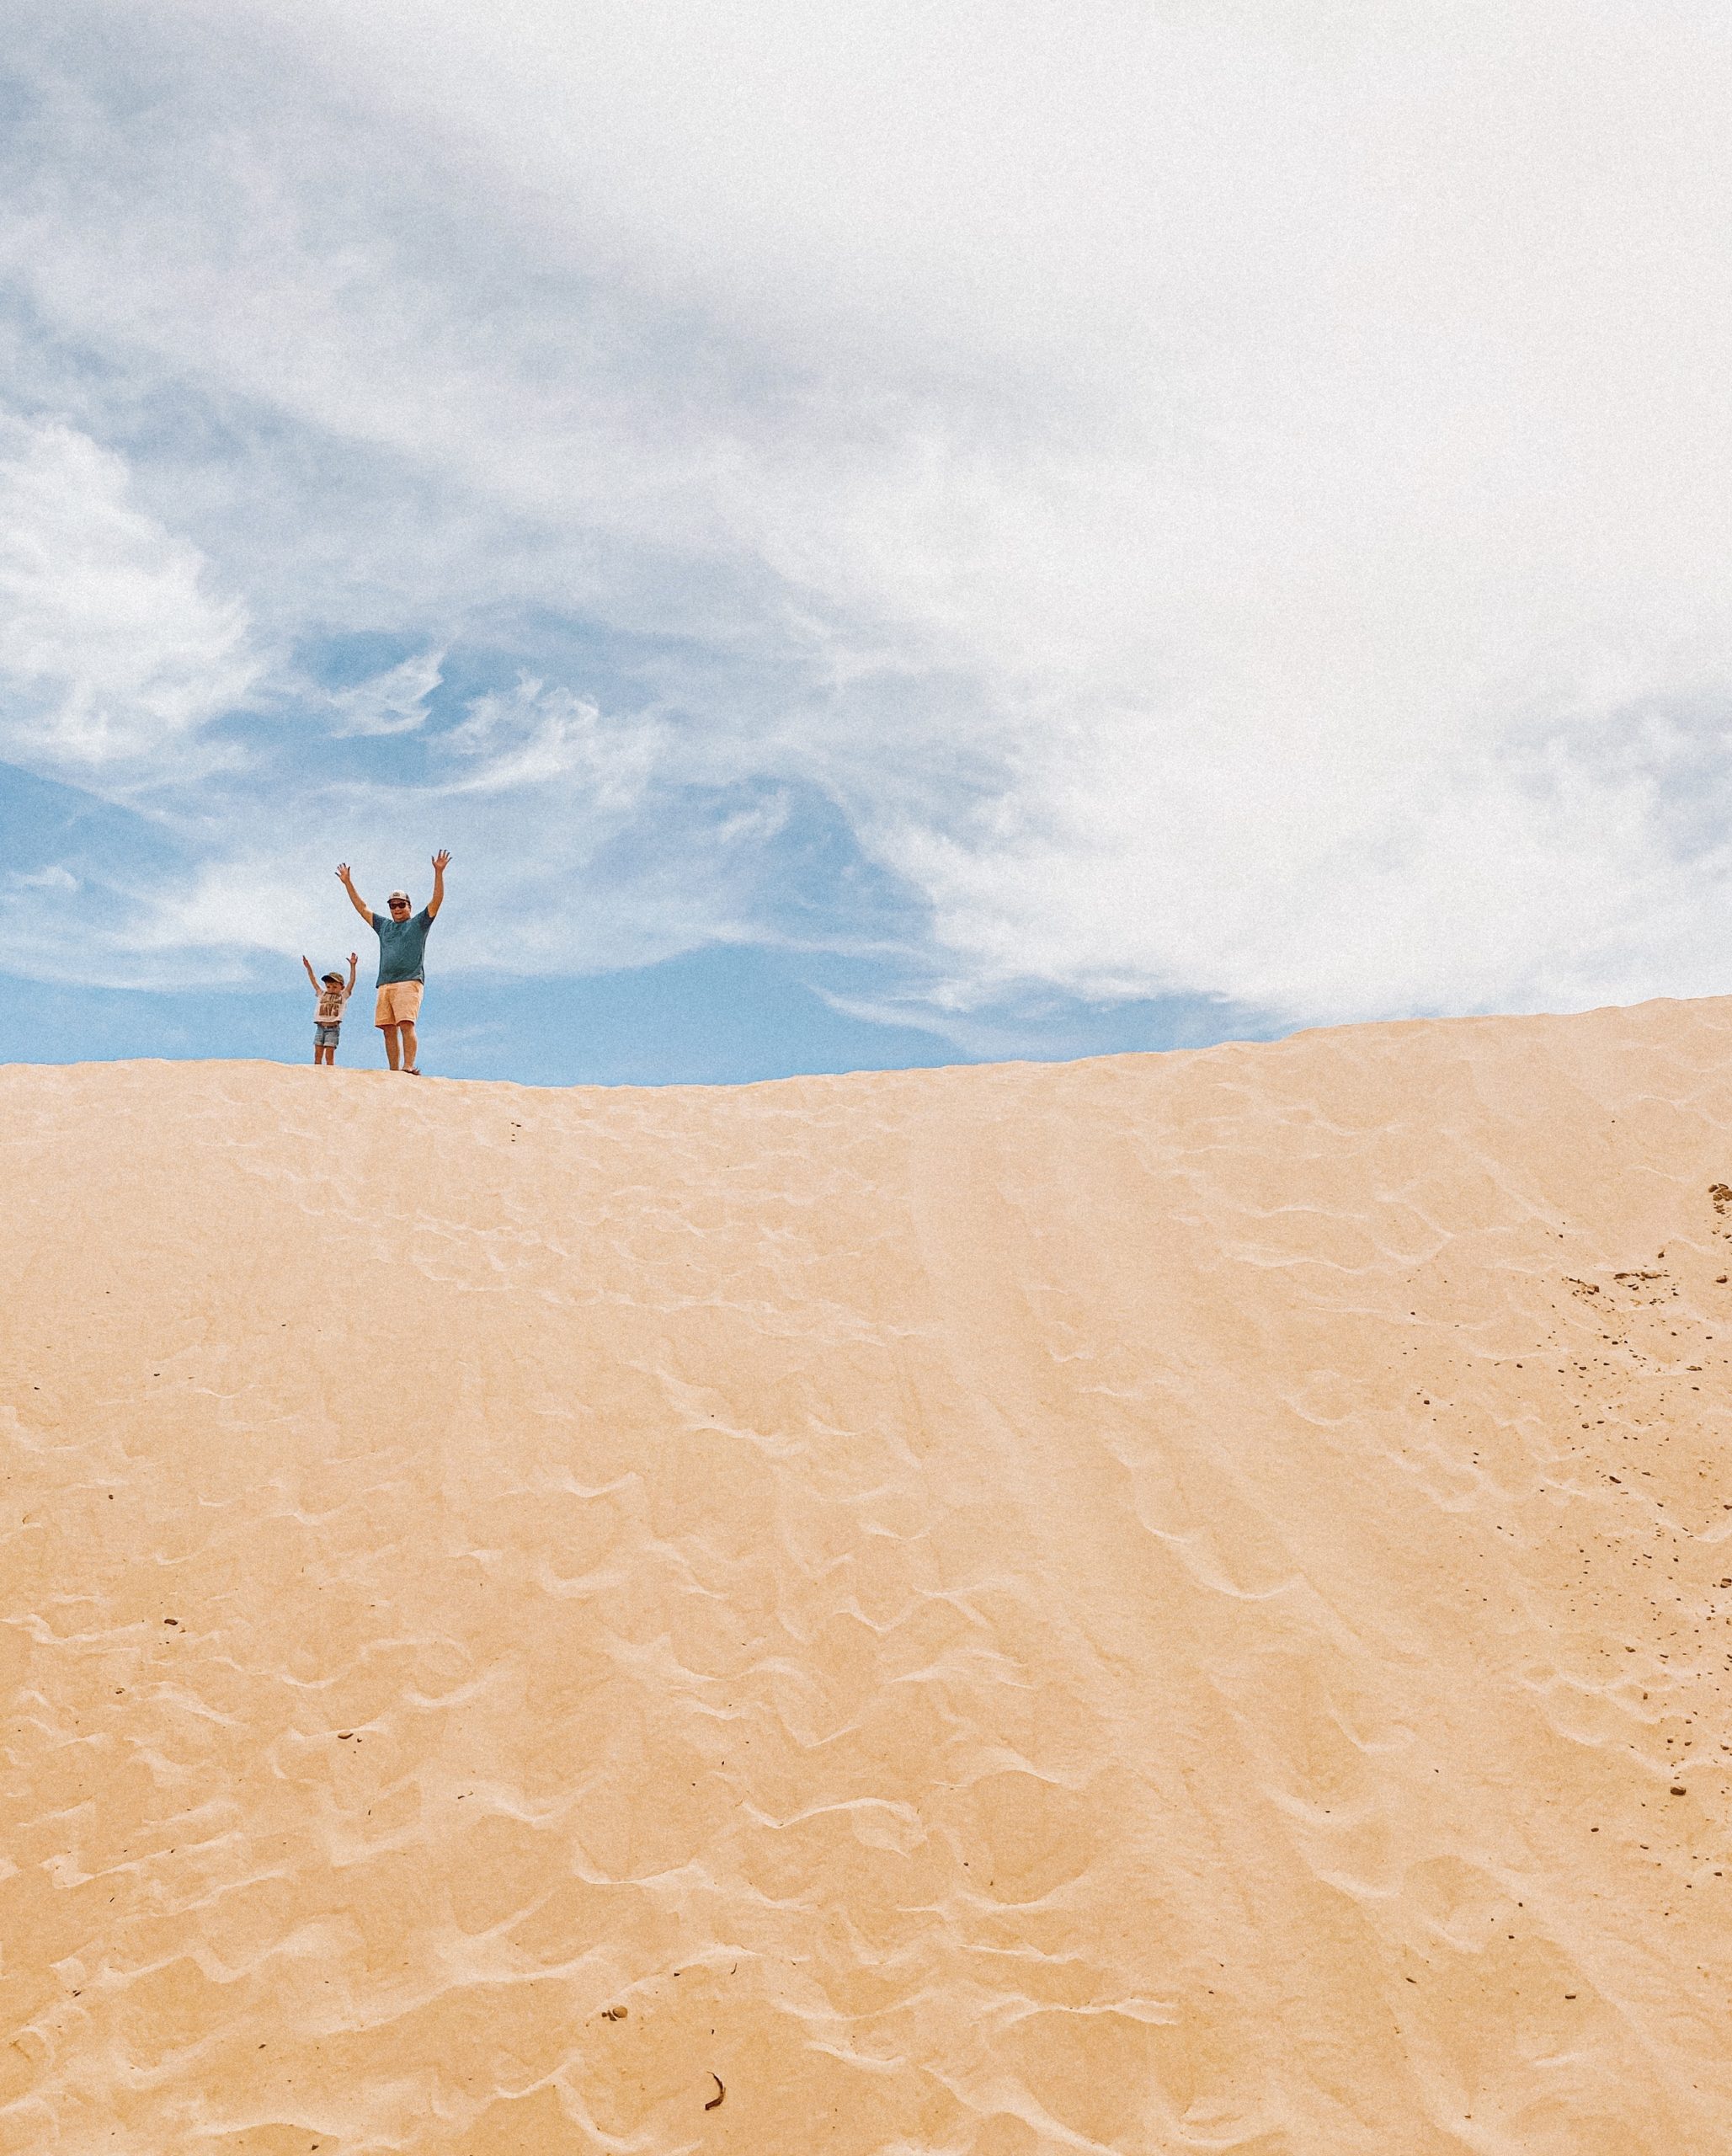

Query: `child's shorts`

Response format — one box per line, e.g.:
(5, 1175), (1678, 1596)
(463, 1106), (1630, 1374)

(314, 1024), (342, 1049)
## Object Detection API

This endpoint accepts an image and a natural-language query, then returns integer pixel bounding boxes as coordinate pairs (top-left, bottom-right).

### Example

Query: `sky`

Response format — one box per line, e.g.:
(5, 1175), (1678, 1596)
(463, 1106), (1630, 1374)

(4, 1), (1732, 1084)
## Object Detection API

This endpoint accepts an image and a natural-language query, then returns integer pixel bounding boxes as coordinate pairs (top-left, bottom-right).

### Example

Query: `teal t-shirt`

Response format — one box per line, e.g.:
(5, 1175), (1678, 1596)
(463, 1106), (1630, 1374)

(370, 908), (434, 985)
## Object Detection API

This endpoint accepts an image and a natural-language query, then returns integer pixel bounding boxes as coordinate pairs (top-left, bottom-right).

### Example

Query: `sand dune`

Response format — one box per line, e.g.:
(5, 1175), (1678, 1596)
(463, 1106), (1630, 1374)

(5, 999), (1732, 2153)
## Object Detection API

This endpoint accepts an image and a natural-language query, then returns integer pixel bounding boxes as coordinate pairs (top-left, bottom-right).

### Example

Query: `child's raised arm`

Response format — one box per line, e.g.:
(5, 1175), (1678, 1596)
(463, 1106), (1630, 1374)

(301, 955), (321, 992)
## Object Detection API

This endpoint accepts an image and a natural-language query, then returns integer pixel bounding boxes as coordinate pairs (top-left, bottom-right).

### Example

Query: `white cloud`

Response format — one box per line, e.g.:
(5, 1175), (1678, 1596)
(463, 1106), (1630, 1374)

(327, 650), (443, 737)
(5, 3), (1732, 1023)
(0, 413), (258, 771)
(440, 680), (665, 803)
(6, 864), (78, 893)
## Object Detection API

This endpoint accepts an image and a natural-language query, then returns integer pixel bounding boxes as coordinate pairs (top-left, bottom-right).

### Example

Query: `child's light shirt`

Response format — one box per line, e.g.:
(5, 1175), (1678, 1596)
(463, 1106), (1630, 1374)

(316, 983), (350, 1026)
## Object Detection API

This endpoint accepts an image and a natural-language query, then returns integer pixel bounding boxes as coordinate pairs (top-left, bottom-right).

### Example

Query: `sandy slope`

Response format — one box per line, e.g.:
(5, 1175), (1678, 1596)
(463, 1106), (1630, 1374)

(5, 1001), (1732, 2154)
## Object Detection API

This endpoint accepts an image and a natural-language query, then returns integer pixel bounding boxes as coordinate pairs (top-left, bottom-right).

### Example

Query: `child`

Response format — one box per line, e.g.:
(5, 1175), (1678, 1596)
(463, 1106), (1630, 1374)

(302, 951), (359, 1065)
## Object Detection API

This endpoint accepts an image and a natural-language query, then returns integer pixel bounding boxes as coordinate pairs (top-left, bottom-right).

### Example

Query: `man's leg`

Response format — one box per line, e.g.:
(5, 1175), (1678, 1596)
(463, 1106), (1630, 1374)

(381, 1022), (402, 1070)
(399, 1020), (418, 1072)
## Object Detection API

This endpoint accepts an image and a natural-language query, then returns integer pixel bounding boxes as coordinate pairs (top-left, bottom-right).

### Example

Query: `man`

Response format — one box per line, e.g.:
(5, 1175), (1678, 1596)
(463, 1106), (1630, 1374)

(337, 851), (450, 1074)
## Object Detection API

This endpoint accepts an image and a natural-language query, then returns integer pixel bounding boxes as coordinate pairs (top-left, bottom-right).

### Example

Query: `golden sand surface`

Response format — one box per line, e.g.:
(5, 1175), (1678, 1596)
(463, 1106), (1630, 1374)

(6, 1001), (1732, 2153)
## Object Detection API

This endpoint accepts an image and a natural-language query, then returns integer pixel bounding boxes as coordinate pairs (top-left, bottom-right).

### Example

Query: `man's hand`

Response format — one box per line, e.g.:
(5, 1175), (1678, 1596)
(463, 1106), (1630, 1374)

(337, 862), (374, 922)
(432, 850), (451, 875)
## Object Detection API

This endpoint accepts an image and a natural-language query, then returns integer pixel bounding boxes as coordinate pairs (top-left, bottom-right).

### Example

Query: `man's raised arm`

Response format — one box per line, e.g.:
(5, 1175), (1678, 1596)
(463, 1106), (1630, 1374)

(425, 849), (451, 921)
(337, 863), (374, 924)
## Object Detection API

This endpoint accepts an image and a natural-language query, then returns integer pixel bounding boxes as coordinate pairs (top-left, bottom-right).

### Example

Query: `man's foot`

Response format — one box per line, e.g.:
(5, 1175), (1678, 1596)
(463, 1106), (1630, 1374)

(402, 1066), (422, 1075)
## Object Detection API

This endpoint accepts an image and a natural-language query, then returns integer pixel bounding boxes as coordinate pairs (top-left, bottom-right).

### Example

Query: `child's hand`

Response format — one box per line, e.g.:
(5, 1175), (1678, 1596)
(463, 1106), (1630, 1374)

(349, 952), (358, 967)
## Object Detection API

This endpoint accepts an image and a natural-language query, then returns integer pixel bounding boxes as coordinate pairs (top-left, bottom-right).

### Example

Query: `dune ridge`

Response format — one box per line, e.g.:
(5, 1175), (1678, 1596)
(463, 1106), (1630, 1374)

(5, 998), (1732, 2153)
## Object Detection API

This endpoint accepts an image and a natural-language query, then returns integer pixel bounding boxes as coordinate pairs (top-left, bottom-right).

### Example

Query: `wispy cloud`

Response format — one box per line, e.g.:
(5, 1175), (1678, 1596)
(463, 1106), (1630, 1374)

(0, 414), (258, 771)
(439, 680), (665, 803)
(326, 651), (443, 738)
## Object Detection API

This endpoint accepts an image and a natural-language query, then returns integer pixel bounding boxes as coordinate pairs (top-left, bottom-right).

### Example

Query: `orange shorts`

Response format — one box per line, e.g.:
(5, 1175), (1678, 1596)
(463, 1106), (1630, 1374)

(375, 980), (424, 1027)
